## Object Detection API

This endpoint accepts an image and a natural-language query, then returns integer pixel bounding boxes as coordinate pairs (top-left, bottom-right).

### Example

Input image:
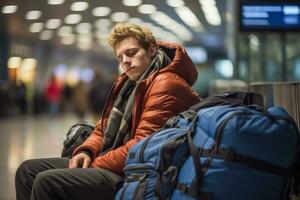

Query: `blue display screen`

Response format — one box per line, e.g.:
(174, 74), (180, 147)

(240, 1), (300, 31)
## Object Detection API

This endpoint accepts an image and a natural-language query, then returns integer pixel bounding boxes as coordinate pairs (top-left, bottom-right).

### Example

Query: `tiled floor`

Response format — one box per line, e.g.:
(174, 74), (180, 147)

(0, 113), (93, 200)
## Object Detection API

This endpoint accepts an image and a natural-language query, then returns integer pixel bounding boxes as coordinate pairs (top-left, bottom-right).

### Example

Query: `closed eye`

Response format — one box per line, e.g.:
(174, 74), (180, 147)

(125, 48), (138, 57)
(116, 48), (139, 63)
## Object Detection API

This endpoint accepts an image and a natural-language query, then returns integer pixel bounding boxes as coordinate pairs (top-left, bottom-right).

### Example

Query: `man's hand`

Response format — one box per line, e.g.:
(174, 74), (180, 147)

(69, 152), (91, 168)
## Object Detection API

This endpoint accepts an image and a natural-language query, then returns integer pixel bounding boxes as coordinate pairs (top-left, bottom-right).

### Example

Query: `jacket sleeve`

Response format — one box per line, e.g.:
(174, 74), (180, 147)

(72, 120), (103, 160)
(91, 74), (199, 174)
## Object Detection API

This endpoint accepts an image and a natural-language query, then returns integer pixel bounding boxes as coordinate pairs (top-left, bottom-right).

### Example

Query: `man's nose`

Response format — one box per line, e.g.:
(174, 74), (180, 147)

(122, 55), (130, 64)
(121, 56), (131, 70)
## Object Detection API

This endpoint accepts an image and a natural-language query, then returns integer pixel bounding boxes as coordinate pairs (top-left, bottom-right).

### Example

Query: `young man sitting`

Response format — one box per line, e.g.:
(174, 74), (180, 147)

(15, 23), (200, 200)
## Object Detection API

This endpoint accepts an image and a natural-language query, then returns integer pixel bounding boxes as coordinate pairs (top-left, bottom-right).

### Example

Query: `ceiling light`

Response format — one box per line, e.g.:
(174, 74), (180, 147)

(77, 39), (92, 50)
(76, 23), (92, 34)
(138, 4), (157, 14)
(166, 0), (185, 7)
(169, 23), (193, 41)
(61, 36), (76, 45)
(92, 7), (111, 17)
(128, 17), (143, 24)
(2, 5), (18, 14)
(77, 44), (92, 51)
(249, 34), (260, 47)
(94, 30), (109, 39)
(98, 39), (111, 49)
(156, 32), (181, 44)
(150, 11), (193, 41)
(169, 24), (193, 41)
(40, 30), (53, 40)
(8, 57), (22, 69)
(144, 24), (173, 38)
(78, 35), (92, 43)
(47, 0), (65, 5)
(150, 12), (172, 26)
(201, 2), (222, 26)
(65, 14), (82, 24)
(94, 19), (111, 29)
(175, 6), (203, 30)
(78, 32), (93, 38)
(204, 11), (221, 26)
(20, 58), (37, 70)
(185, 47), (207, 63)
(71, 2), (89, 11)
(111, 12), (129, 22)
(122, 0), (142, 7)
(25, 10), (42, 20)
(29, 22), (44, 33)
(142, 22), (155, 29)
(215, 59), (233, 78)
(199, 0), (216, 7)
(46, 19), (61, 29)
(57, 26), (73, 36)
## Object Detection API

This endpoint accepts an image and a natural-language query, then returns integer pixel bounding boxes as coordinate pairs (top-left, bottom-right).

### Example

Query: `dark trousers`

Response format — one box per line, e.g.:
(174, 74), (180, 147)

(15, 157), (123, 200)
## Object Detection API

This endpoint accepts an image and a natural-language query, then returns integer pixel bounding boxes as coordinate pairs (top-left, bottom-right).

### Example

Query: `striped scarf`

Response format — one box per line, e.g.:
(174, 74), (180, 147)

(101, 49), (171, 153)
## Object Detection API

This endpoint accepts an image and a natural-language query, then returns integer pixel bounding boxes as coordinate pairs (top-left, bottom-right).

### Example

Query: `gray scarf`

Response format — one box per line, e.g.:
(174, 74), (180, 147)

(101, 49), (171, 153)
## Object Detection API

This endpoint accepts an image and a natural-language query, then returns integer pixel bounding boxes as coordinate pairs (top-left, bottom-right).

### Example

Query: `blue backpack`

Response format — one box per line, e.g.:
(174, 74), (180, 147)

(115, 92), (299, 200)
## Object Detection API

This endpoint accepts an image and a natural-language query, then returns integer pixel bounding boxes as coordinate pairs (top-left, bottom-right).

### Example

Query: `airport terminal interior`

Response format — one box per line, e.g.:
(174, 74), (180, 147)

(0, 0), (300, 199)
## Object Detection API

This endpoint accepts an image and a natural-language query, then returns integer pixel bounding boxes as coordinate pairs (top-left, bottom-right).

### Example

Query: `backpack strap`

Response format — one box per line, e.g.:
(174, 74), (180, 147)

(163, 110), (197, 128)
(163, 115), (181, 128)
(185, 133), (213, 199)
(187, 133), (203, 187)
(189, 91), (264, 112)
(164, 91), (264, 129)
(201, 148), (291, 177)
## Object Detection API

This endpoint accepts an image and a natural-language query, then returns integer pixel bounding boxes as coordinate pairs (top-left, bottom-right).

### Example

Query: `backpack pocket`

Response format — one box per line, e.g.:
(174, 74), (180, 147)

(116, 164), (158, 200)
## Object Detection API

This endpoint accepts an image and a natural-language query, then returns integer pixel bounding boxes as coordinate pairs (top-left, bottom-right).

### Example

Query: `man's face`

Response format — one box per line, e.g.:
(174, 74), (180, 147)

(115, 37), (155, 81)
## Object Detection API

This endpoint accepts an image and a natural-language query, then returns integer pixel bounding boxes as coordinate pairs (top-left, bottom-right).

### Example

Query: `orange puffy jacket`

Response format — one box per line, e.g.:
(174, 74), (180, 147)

(73, 41), (200, 174)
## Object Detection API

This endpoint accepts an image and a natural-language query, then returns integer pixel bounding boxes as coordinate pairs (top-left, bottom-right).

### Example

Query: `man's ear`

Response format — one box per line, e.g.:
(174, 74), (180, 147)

(148, 43), (157, 58)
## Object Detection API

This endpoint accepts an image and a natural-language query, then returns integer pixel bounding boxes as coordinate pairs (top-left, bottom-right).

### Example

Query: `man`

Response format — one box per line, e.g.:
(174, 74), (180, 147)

(15, 23), (200, 200)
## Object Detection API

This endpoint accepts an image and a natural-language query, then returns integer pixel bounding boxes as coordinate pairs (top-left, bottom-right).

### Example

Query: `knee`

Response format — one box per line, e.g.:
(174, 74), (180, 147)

(32, 170), (61, 193)
(15, 159), (36, 185)
(33, 170), (53, 189)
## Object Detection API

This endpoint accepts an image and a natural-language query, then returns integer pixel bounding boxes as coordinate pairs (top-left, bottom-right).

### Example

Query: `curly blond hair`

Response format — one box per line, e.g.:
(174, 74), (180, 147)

(107, 23), (156, 51)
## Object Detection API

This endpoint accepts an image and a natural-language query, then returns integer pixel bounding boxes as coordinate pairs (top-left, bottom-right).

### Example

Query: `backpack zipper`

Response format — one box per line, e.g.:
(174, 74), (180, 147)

(139, 132), (157, 163)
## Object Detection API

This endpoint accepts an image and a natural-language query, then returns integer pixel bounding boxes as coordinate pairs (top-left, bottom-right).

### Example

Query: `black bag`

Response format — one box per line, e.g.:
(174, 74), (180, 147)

(61, 121), (95, 157)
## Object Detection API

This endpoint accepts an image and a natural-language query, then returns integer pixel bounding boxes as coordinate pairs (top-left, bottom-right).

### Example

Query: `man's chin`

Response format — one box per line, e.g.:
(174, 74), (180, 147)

(127, 74), (140, 81)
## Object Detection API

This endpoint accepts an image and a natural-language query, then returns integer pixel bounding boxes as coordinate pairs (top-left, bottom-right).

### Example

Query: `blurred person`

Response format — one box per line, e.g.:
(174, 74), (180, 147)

(45, 75), (62, 116)
(89, 70), (112, 123)
(73, 80), (89, 120)
(16, 81), (27, 114)
(62, 83), (73, 113)
(15, 22), (200, 200)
